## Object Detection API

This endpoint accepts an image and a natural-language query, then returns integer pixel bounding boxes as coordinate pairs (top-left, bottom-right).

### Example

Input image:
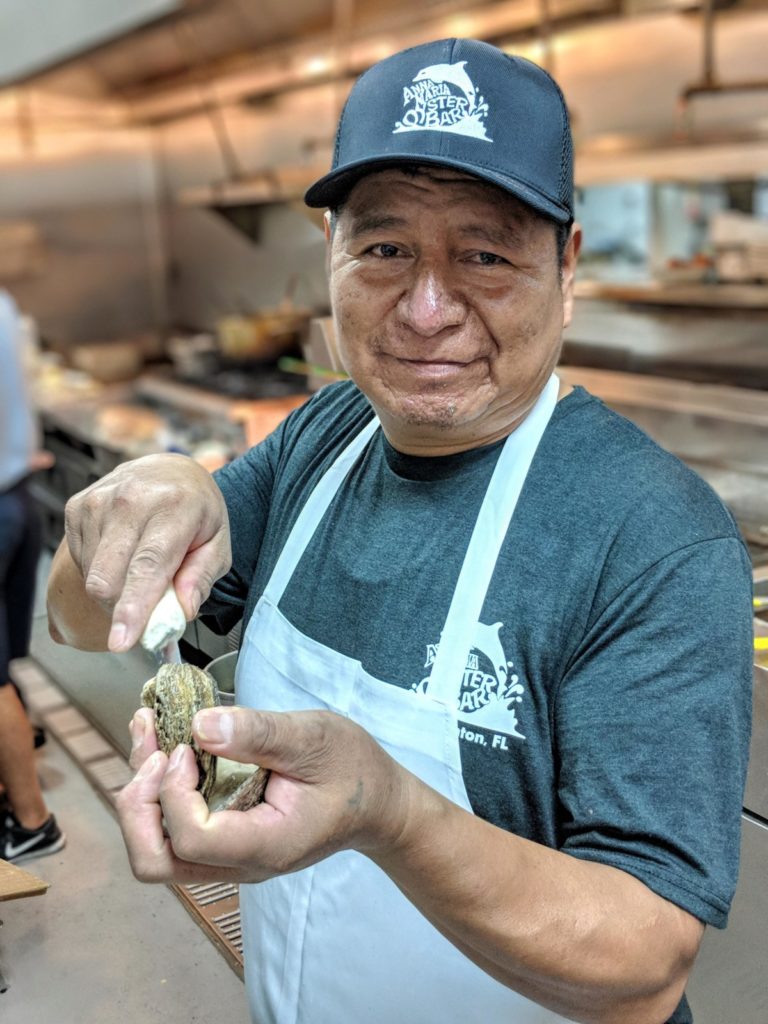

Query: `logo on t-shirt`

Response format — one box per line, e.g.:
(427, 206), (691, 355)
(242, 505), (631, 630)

(415, 621), (526, 740)
(393, 61), (492, 141)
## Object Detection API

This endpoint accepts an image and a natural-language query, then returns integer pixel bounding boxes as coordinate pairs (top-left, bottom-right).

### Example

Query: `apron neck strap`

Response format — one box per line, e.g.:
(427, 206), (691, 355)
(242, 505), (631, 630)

(427, 374), (559, 704)
(263, 413), (379, 603)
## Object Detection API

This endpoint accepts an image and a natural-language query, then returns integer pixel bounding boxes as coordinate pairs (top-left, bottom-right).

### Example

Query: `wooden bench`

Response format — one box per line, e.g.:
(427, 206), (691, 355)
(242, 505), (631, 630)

(0, 858), (48, 992)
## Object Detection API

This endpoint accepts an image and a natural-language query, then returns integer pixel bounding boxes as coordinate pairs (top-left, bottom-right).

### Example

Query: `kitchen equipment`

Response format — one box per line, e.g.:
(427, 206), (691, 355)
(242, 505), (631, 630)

(70, 340), (144, 383)
(277, 356), (347, 383)
(217, 308), (308, 362)
(217, 275), (310, 363)
(0, 220), (44, 280)
(300, 317), (344, 392)
(167, 333), (218, 378)
(92, 403), (169, 451)
(710, 211), (768, 284)
(229, 395), (308, 450)
(205, 651), (237, 707)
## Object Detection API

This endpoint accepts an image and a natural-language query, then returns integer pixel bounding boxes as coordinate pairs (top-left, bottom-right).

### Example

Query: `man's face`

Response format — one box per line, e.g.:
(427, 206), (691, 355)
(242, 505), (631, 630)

(326, 167), (580, 454)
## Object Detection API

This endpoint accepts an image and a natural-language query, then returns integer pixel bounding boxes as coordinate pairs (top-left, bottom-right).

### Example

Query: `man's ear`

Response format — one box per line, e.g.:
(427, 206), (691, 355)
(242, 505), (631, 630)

(324, 211), (334, 275)
(561, 224), (582, 330)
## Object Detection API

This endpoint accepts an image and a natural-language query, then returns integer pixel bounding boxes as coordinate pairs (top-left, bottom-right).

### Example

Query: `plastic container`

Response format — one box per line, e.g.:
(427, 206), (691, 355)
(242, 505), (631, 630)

(206, 651), (237, 706)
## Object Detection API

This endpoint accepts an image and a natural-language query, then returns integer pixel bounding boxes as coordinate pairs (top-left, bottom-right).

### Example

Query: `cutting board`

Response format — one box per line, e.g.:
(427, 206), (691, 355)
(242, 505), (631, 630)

(0, 858), (49, 902)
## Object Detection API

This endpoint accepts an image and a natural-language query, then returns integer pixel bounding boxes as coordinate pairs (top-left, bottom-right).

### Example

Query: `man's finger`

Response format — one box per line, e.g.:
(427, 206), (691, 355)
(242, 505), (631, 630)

(118, 749), (241, 884)
(160, 744), (290, 871)
(63, 496), (85, 573)
(171, 530), (232, 621)
(81, 520), (143, 607)
(108, 525), (192, 651)
(117, 750), (177, 881)
(128, 708), (159, 772)
(157, 745), (228, 865)
(192, 707), (335, 778)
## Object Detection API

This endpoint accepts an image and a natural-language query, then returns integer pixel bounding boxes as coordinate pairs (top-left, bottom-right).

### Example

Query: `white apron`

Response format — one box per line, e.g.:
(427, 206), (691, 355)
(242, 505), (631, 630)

(235, 375), (574, 1024)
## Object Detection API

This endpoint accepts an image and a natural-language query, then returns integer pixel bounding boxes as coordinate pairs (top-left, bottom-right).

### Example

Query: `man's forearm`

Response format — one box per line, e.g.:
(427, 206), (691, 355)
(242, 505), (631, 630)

(368, 774), (703, 1024)
(46, 539), (112, 651)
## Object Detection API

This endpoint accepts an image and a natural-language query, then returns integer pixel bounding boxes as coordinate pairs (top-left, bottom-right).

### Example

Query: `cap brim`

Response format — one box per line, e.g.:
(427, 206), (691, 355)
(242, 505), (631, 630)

(304, 155), (572, 225)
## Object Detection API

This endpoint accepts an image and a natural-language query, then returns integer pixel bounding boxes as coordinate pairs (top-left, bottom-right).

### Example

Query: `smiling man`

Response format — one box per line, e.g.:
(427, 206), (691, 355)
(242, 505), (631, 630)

(327, 166), (573, 449)
(47, 39), (752, 1024)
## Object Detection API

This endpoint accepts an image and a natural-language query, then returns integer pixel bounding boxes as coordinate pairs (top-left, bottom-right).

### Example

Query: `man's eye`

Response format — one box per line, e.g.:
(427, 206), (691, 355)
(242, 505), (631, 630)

(472, 251), (506, 266)
(370, 243), (401, 258)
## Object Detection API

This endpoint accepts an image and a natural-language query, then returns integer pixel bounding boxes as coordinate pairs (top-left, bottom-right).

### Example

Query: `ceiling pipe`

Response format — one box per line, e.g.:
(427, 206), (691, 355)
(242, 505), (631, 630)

(703, 0), (715, 87)
(172, 17), (247, 183)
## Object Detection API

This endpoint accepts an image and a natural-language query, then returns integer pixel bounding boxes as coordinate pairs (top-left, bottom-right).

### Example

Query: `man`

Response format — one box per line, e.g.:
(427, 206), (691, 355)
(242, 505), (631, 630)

(0, 289), (65, 863)
(47, 39), (751, 1024)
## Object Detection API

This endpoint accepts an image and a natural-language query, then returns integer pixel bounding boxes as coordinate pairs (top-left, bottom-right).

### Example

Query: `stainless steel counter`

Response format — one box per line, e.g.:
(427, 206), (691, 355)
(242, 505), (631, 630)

(29, 370), (306, 550)
(575, 280), (768, 310)
(565, 295), (768, 390)
(687, 572), (768, 1022)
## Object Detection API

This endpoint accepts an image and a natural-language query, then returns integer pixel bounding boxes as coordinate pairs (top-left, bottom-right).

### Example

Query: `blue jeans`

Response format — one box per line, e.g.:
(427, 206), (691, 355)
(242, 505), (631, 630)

(0, 479), (41, 684)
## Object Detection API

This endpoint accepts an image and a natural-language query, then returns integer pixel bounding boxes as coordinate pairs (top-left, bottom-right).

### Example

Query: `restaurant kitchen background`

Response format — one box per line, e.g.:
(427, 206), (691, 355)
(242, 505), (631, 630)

(1, 2), (767, 1022)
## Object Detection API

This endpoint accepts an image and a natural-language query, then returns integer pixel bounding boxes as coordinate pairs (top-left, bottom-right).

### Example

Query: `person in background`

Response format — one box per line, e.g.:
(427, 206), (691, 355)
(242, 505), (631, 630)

(47, 39), (751, 1024)
(0, 288), (65, 863)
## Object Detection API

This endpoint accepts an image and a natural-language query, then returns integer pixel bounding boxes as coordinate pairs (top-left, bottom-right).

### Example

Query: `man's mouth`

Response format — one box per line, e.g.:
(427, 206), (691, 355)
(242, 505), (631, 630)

(400, 357), (468, 365)
(386, 354), (480, 377)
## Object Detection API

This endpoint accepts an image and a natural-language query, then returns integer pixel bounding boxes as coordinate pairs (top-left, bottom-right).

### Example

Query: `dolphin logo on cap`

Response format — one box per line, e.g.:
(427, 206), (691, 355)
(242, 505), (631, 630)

(413, 61), (476, 112)
(394, 59), (491, 141)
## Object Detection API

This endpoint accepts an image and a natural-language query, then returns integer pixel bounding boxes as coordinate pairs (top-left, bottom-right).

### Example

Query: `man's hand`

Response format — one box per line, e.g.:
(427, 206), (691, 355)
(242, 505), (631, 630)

(121, 704), (701, 1022)
(52, 453), (231, 652)
(118, 706), (410, 884)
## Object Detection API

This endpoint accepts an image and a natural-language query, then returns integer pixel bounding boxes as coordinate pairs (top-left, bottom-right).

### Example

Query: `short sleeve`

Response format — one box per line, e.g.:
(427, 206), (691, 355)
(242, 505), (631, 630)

(555, 537), (753, 927)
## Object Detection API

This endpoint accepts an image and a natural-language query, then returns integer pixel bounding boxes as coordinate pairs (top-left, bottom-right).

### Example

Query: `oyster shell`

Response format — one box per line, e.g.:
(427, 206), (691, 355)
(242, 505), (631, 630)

(141, 663), (268, 810)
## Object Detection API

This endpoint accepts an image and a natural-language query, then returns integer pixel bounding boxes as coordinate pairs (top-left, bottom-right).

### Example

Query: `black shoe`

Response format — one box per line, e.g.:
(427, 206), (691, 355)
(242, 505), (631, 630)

(1, 812), (66, 864)
(33, 725), (47, 749)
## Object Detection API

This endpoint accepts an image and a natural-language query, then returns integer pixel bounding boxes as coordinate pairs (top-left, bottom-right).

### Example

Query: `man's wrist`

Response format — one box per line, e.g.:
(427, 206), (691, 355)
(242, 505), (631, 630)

(359, 760), (443, 874)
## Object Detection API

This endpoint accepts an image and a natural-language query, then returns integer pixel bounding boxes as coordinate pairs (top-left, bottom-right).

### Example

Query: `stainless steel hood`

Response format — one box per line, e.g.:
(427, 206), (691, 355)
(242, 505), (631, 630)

(0, 0), (183, 88)
(4, 0), (617, 110)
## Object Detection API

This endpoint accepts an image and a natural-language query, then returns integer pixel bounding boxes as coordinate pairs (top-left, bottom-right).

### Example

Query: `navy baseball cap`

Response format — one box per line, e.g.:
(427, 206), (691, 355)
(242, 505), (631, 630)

(305, 38), (573, 224)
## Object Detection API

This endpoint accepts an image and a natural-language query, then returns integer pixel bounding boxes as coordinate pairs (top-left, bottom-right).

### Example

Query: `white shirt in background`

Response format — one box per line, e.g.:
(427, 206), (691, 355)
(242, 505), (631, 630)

(0, 290), (36, 492)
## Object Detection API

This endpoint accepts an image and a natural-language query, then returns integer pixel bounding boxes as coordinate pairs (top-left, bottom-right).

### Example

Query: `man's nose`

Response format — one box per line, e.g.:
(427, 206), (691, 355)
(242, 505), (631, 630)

(397, 265), (466, 337)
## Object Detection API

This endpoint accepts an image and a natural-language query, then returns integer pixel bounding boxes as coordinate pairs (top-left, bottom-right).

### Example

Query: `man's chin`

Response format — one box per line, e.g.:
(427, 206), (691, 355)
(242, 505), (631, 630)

(377, 391), (474, 431)
(399, 407), (460, 430)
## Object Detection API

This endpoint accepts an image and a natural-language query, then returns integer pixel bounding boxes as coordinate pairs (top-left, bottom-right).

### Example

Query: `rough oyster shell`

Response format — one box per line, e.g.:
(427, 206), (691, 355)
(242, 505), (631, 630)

(141, 663), (268, 810)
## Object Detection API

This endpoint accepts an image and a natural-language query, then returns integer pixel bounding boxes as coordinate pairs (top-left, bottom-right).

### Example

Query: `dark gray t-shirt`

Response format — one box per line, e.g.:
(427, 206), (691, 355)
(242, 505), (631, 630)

(204, 381), (752, 1024)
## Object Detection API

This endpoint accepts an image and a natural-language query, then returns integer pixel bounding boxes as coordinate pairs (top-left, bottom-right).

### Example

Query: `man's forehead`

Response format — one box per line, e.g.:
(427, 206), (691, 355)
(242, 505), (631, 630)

(342, 165), (536, 221)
